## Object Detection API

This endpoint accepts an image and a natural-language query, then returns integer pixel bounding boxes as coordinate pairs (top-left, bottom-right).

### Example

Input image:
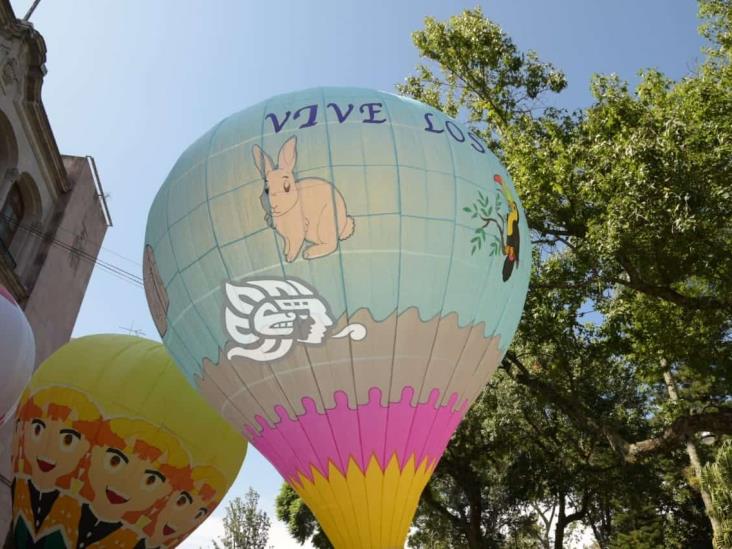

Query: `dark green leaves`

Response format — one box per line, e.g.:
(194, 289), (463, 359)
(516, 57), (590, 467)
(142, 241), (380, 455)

(398, 1), (732, 546)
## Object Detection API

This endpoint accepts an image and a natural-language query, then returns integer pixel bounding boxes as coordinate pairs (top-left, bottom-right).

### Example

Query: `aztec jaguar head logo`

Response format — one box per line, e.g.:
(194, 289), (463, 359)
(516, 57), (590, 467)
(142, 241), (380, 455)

(224, 278), (365, 362)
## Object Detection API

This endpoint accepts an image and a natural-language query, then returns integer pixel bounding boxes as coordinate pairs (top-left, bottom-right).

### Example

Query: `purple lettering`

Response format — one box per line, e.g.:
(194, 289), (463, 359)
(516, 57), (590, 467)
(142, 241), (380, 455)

(360, 102), (387, 124)
(468, 132), (486, 153)
(445, 120), (465, 142)
(265, 111), (291, 133)
(327, 103), (355, 123)
(423, 112), (444, 134)
(293, 104), (319, 129)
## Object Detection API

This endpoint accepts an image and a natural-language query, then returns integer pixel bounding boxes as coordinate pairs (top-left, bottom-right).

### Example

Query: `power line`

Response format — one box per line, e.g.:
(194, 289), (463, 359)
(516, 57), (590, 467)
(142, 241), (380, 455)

(1, 212), (144, 288)
(99, 246), (142, 268)
(38, 213), (142, 268)
(10, 192), (141, 268)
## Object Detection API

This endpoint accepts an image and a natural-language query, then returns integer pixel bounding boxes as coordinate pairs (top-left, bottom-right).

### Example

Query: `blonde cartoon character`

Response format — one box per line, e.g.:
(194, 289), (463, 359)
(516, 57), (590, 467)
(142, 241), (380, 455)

(11, 386), (100, 544)
(253, 135), (355, 262)
(10, 386), (31, 474)
(88, 418), (188, 518)
(143, 465), (227, 548)
(43, 418), (191, 549)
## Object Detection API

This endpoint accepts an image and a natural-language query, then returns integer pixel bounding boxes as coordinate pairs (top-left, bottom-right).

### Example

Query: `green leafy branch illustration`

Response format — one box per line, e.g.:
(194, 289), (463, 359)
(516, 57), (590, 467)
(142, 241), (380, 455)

(464, 191), (506, 256)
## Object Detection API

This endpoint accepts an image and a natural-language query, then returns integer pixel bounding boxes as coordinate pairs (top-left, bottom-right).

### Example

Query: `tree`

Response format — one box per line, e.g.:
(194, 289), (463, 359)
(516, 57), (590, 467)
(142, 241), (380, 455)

(275, 484), (333, 549)
(214, 488), (271, 549)
(398, 0), (731, 544)
(702, 439), (732, 548)
(277, 2), (732, 546)
(407, 373), (598, 549)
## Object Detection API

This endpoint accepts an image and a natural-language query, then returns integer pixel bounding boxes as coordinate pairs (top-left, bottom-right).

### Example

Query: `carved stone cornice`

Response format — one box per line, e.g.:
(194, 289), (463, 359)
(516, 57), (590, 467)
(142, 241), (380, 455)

(0, 0), (69, 194)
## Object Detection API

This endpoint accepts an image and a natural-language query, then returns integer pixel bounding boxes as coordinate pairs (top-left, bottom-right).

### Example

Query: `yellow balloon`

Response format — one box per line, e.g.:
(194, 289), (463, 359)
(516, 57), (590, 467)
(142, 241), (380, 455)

(10, 334), (246, 549)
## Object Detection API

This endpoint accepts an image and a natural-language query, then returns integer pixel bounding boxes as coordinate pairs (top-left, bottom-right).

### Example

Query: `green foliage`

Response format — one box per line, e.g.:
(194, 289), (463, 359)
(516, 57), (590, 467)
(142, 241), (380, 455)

(609, 519), (665, 549)
(408, 380), (534, 548)
(278, 2), (732, 547)
(398, 0), (732, 546)
(703, 439), (732, 548)
(214, 488), (271, 549)
(275, 484), (332, 549)
(398, 7), (566, 143)
(699, 0), (732, 59)
(408, 373), (603, 549)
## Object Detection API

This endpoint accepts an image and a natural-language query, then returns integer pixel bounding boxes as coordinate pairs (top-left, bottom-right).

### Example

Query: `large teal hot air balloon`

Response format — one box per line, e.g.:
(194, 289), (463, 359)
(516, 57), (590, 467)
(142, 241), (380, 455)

(144, 87), (530, 548)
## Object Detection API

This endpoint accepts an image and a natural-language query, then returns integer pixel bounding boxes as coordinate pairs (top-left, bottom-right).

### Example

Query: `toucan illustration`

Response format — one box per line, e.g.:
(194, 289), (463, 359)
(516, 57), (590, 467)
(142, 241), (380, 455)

(493, 174), (520, 281)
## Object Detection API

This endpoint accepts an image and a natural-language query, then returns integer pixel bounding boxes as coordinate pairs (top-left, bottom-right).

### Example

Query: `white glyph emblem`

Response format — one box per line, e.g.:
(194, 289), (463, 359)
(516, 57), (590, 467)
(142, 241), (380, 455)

(224, 278), (367, 361)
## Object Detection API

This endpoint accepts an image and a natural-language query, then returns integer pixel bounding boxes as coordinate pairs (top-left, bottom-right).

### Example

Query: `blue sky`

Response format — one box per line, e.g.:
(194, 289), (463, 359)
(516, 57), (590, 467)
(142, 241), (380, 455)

(9, 0), (705, 547)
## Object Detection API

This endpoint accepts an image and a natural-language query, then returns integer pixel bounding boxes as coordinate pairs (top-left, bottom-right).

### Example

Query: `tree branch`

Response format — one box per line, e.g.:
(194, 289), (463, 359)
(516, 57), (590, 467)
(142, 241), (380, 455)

(503, 352), (732, 464)
(420, 485), (465, 532)
(625, 409), (732, 462)
(564, 491), (590, 524)
(614, 254), (731, 311)
(503, 352), (630, 460)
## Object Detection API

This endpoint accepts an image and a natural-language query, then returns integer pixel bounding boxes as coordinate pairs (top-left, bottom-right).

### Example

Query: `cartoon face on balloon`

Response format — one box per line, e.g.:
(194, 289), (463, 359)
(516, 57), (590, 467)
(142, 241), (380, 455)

(11, 335), (246, 549)
(87, 418), (187, 522)
(147, 466), (227, 547)
(18, 387), (99, 492)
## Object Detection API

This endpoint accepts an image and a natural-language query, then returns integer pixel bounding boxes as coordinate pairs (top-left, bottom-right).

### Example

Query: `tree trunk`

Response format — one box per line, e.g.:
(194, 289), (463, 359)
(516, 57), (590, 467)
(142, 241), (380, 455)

(554, 495), (566, 549)
(530, 503), (553, 549)
(467, 492), (483, 549)
(663, 365), (722, 541)
(553, 492), (588, 549)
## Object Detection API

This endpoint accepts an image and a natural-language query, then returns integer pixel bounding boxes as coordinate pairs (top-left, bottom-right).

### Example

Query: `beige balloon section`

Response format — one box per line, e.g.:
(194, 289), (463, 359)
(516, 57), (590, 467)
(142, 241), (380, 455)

(10, 334), (246, 549)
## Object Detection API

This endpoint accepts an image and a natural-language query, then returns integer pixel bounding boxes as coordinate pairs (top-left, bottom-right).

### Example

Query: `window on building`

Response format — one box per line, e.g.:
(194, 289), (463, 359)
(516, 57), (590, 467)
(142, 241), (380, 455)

(0, 183), (24, 248)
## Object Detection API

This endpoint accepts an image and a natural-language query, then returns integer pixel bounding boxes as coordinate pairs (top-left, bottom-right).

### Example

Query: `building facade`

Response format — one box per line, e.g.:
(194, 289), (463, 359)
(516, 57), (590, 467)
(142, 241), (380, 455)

(0, 0), (111, 538)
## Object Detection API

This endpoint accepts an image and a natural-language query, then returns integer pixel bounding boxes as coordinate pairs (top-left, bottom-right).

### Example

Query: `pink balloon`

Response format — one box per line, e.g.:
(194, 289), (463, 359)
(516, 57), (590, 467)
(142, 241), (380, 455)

(0, 286), (35, 426)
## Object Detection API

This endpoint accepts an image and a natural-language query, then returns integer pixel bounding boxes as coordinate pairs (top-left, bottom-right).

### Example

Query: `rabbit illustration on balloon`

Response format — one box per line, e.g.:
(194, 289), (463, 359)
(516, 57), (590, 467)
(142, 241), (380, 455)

(253, 136), (355, 262)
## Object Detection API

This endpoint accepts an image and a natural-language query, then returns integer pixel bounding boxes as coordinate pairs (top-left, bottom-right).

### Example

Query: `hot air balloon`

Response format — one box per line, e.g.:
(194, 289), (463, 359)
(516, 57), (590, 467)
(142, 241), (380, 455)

(10, 335), (246, 549)
(144, 87), (530, 548)
(0, 285), (35, 427)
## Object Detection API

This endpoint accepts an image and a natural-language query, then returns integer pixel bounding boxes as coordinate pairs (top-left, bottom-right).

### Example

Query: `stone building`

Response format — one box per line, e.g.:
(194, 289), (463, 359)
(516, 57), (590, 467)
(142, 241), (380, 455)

(0, 0), (111, 538)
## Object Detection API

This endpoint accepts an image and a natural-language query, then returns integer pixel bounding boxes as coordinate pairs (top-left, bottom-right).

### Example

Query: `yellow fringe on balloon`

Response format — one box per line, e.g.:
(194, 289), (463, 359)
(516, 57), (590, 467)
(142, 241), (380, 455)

(291, 454), (434, 549)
